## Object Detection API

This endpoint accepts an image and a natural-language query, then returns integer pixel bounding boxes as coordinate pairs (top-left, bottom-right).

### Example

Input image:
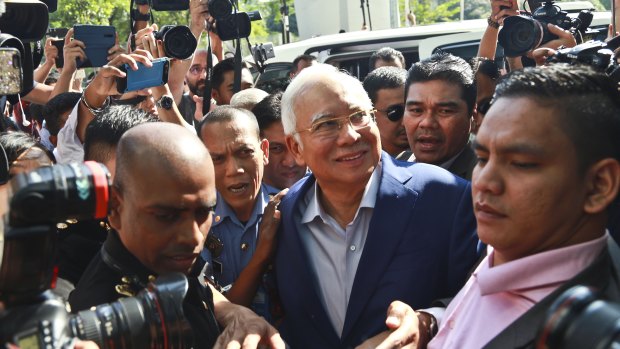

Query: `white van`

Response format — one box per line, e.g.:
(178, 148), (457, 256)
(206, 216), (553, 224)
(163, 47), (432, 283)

(250, 4), (611, 92)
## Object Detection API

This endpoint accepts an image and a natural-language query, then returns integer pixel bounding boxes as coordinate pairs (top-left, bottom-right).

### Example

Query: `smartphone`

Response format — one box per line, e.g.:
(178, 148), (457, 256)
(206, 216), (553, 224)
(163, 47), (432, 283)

(73, 24), (116, 68)
(47, 27), (68, 39)
(0, 48), (23, 95)
(116, 57), (170, 94)
(51, 39), (64, 68)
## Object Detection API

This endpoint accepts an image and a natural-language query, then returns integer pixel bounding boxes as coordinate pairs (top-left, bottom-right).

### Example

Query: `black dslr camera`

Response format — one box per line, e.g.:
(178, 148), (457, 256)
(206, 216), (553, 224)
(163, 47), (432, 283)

(154, 25), (198, 60)
(536, 285), (620, 349)
(498, 0), (592, 57)
(547, 36), (620, 83)
(133, 0), (189, 11)
(0, 162), (193, 348)
(0, 0), (52, 96)
(208, 0), (263, 41)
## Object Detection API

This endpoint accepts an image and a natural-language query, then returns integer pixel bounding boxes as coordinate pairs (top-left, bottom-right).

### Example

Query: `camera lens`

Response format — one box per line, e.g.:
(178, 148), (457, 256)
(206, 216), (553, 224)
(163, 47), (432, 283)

(69, 273), (193, 349)
(498, 15), (544, 57)
(537, 285), (620, 349)
(156, 25), (197, 60)
(8, 161), (111, 227)
(208, 0), (232, 20)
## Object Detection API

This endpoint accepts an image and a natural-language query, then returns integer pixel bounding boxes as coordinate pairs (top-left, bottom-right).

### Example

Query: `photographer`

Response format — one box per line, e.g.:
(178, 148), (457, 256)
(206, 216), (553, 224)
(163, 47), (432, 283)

(479, 0), (577, 71)
(69, 122), (284, 348)
(55, 49), (190, 164)
(131, 0), (223, 126)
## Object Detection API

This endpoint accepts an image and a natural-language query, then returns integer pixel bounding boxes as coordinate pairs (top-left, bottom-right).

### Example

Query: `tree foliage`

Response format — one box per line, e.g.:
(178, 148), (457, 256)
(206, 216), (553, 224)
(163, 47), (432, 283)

(48, 0), (297, 49)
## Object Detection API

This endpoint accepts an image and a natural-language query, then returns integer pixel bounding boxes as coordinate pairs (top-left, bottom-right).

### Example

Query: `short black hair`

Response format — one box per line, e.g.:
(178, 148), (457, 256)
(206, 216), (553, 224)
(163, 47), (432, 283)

(84, 105), (158, 163)
(363, 66), (407, 104)
(406, 52), (476, 114)
(211, 58), (236, 89)
(252, 91), (283, 135)
(28, 103), (45, 124)
(290, 54), (316, 75)
(494, 64), (620, 172)
(43, 92), (81, 136)
(369, 47), (405, 71)
(471, 58), (501, 80)
(198, 105), (260, 139)
(0, 131), (55, 164)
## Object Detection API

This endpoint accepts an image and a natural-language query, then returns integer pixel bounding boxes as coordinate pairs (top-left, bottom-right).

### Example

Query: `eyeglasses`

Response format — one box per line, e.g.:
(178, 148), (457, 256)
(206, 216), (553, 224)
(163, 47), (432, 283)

(377, 104), (404, 122)
(295, 109), (376, 139)
(189, 66), (207, 75)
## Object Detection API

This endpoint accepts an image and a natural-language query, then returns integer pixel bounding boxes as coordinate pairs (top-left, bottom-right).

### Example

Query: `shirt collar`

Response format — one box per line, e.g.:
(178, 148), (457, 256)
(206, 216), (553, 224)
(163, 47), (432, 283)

(476, 232), (608, 297)
(439, 147), (466, 170)
(302, 162), (382, 224)
(213, 184), (270, 228)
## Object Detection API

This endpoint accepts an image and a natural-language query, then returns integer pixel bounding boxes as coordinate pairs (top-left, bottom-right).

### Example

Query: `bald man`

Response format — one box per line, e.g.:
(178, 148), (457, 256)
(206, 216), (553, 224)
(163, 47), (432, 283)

(69, 123), (284, 348)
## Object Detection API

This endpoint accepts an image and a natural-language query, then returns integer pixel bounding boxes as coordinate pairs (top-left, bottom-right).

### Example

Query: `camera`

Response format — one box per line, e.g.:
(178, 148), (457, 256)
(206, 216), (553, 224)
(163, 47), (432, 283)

(547, 36), (620, 83)
(134, 0), (189, 11)
(154, 25), (198, 60)
(0, 0), (54, 97)
(0, 162), (194, 348)
(207, 0), (263, 41)
(498, 0), (592, 57)
(536, 285), (620, 349)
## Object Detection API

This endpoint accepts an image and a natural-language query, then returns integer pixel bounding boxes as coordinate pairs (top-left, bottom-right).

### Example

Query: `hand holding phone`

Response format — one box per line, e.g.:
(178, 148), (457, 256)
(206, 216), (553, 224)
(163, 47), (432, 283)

(73, 25), (116, 68)
(116, 57), (170, 94)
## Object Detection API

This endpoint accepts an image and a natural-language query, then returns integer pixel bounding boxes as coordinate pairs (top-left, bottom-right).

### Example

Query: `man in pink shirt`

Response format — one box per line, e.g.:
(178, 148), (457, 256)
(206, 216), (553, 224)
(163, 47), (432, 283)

(358, 64), (620, 349)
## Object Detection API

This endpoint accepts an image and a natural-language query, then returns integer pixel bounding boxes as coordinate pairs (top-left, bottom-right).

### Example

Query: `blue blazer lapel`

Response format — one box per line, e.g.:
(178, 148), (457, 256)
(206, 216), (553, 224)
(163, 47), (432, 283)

(341, 155), (419, 340)
(278, 175), (341, 344)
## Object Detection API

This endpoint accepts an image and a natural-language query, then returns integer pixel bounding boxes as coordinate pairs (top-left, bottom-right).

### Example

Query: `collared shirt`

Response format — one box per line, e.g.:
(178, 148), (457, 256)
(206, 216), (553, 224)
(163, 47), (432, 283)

(201, 185), (273, 320)
(297, 163), (382, 336)
(55, 101), (83, 164)
(428, 233), (608, 349)
(439, 147), (465, 171)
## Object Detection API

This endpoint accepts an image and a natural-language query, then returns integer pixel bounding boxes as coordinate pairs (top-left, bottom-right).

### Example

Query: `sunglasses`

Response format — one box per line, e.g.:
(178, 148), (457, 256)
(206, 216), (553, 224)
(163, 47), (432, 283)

(378, 104), (404, 122)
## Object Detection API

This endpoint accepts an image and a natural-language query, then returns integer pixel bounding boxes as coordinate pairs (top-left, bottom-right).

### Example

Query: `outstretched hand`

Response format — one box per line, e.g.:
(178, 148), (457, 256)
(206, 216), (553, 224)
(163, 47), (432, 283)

(355, 301), (421, 349)
(88, 51), (154, 98)
(214, 303), (286, 349)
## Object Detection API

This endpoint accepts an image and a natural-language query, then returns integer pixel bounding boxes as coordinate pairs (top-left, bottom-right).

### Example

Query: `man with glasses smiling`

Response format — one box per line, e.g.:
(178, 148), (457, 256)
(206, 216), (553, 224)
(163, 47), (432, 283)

(363, 66), (410, 159)
(275, 63), (479, 349)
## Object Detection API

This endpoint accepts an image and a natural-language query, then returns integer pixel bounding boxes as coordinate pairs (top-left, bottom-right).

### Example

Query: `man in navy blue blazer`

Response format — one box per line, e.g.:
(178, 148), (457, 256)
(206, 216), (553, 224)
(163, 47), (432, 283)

(276, 63), (479, 348)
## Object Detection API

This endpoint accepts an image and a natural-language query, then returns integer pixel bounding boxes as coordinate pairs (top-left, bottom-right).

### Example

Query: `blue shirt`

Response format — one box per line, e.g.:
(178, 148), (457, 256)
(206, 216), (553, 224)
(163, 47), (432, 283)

(298, 163), (381, 335)
(201, 185), (275, 321)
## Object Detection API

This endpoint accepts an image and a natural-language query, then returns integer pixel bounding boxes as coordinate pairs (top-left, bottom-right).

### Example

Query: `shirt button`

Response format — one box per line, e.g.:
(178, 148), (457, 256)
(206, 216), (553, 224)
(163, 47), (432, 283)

(241, 243), (248, 251)
(449, 319), (455, 329)
(350, 245), (356, 251)
(215, 215), (221, 222)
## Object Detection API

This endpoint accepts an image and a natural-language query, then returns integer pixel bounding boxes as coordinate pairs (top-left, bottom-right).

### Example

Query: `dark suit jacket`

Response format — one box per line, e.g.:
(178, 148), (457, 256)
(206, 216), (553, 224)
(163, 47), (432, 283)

(396, 142), (477, 181)
(484, 237), (620, 349)
(275, 153), (479, 349)
(447, 143), (477, 181)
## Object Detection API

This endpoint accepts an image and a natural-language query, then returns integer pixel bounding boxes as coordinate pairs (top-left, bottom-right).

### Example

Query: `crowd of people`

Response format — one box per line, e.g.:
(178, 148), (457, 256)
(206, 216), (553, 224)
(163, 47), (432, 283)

(1, 0), (620, 348)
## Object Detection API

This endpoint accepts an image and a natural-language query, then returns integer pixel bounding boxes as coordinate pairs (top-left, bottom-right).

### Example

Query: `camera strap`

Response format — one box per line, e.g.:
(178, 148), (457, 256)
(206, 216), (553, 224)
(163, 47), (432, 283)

(233, 37), (242, 93)
(201, 33), (214, 116)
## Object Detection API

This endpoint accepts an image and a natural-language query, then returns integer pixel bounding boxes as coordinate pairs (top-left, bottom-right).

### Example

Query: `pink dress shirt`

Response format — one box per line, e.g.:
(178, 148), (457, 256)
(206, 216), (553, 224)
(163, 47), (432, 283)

(428, 233), (608, 349)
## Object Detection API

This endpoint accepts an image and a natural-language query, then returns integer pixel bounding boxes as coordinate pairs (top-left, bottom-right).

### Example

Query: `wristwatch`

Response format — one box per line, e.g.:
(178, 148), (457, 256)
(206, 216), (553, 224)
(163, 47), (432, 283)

(156, 95), (174, 110)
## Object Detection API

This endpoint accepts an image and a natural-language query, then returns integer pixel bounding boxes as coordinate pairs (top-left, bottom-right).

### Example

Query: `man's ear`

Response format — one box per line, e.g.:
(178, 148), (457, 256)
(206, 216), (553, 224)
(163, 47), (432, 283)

(211, 89), (220, 104)
(584, 158), (620, 214)
(285, 135), (306, 167)
(260, 138), (269, 166)
(107, 186), (123, 232)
